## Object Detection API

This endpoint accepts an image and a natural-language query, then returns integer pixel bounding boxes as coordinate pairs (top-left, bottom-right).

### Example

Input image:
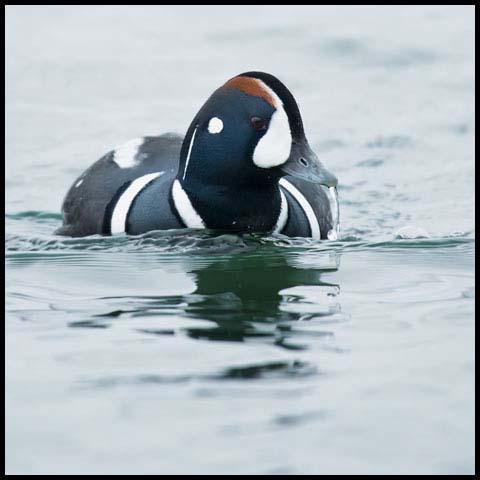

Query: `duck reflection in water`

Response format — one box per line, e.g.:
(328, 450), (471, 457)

(164, 244), (342, 350)
(72, 236), (344, 351)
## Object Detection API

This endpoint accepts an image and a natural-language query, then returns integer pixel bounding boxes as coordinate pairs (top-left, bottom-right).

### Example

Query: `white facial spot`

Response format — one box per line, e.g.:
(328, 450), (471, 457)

(75, 179), (83, 188)
(252, 107), (291, 168)
(208, 117), (223, 134)
(113, 137), (144, 169)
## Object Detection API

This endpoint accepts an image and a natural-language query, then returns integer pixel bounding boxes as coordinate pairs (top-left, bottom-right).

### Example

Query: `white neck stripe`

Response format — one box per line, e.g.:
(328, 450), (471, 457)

(279, 178), (321, 240)
(172, 179), (206, 229)
(273, 189), (289, 234)
(182, 126), (198, 180)
(110, 172), (163, 234)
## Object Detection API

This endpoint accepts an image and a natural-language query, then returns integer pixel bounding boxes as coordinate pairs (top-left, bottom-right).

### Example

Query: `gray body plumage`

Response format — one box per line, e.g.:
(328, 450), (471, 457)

(56, 133), (333, 238)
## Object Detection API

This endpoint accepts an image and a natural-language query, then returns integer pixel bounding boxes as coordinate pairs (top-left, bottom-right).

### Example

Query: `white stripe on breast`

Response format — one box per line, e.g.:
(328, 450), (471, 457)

(110, 172), (164, 234)
(113, 137), (144, 168)
(172, 179), (206, 229)
(279, 178), (321, 240)
(272, 189), (289, 234)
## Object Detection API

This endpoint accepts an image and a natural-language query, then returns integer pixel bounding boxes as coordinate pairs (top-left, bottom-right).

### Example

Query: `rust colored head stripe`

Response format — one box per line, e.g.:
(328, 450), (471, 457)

(224, 76), (277, 108)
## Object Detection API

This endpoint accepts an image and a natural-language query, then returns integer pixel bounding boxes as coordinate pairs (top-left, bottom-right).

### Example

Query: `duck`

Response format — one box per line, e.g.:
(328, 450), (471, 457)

(56, 71), (339, 239)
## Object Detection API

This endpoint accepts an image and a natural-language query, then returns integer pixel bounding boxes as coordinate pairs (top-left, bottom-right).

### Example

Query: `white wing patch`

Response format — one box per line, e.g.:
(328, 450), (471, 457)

(113, 137), (144, 168)
(279, 178), (320, 240)
(110, 172), (164, 234)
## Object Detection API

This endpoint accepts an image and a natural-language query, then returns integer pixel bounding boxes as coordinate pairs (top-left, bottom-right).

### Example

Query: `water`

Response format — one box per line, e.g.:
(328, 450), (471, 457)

(5, 5), (475, 475)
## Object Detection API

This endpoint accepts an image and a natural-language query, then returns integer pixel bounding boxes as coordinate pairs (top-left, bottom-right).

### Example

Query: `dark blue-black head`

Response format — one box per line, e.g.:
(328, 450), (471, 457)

(178, 71), (337, 188)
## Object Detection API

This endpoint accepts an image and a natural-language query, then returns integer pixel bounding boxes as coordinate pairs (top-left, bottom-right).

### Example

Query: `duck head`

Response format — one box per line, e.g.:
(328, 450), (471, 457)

(177, 71), (337, 189)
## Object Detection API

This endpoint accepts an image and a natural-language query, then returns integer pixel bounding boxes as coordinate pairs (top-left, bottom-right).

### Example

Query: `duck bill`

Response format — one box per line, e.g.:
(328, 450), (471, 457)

(280, 142), (338, 187)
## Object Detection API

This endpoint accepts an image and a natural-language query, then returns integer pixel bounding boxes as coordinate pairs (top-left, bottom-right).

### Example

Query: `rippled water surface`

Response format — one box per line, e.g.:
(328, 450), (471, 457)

(5, 6), (475, 475)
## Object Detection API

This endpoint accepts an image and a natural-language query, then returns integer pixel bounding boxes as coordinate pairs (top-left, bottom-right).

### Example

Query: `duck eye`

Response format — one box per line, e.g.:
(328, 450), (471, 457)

(250, 117), (266, 131)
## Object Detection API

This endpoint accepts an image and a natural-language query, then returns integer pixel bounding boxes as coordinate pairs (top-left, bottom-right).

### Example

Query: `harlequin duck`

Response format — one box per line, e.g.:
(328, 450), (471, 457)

(56, 71), (339, 239)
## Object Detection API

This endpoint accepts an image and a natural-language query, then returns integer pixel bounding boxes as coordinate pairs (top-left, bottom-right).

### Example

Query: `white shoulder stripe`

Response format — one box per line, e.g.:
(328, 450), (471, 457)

(279, 178), (321, 240)
(172, 179), (206, 229)
(110, 172), (164, 235)
(272, 189), (289, 234)
(113, 137), (144, 168)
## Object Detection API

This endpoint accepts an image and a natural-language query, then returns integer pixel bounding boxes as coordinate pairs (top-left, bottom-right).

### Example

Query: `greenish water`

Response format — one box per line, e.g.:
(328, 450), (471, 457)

(5, 5), (475, 475)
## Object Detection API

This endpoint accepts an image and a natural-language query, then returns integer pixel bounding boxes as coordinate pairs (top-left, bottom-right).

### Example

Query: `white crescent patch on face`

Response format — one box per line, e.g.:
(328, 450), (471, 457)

(251, 80), (292, 169)
(252, 107), (291, 168)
